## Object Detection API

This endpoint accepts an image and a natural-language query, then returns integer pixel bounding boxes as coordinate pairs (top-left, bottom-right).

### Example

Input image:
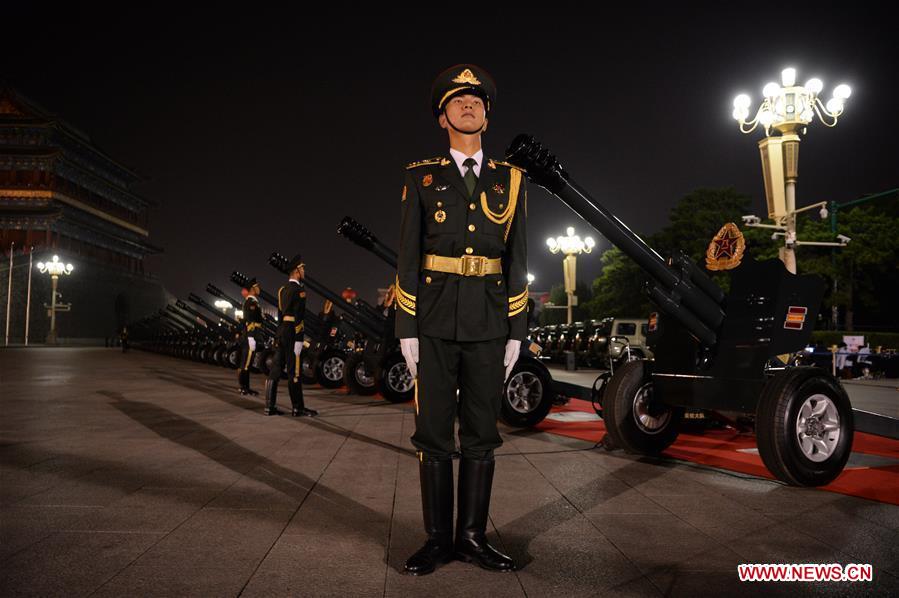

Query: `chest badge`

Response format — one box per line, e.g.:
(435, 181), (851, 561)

(435, 184), (449, 191)
(434, 209), (447, 223)
(493, 183), (505, 195)
(422, 174), (433, 187)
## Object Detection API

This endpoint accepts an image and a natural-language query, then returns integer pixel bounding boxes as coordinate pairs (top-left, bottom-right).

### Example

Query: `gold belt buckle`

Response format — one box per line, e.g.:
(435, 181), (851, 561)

(460, 255), (486, 276)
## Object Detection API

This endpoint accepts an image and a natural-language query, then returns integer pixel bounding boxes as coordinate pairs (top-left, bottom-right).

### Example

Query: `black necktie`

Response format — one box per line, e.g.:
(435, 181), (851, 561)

(463, 157), (478, 196)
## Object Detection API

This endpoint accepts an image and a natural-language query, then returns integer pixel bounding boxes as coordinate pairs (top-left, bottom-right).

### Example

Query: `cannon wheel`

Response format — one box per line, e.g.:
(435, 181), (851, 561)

(227, 346), (240, 369)
(379, 352), (414, 403)
(756, 367), (853, 487)
(316, 348), (346, 389)
(602, 360), (682, 454)
(345, 353), (378, 395)
(300, 352), (317, 384)
(500, 359), (554, 428)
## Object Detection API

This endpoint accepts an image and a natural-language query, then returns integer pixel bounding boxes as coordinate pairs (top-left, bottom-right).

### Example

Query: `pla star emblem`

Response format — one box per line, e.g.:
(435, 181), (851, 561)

(452, 68), (482, 86)
(705, 222), (746, 271)
(422, 174), (433, 187)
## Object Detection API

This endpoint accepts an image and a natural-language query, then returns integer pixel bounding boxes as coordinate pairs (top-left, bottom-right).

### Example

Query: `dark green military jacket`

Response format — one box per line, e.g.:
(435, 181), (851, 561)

(242, 295), (264, 339)
(276, 280), (306, 335)
(395, 155), (528, 342)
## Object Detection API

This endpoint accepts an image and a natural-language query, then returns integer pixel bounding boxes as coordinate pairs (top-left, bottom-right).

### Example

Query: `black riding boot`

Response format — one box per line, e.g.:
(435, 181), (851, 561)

(455, 458), (515, 571)
(263, 379), (282, 415)
(403, 458), (454, 575)
(289, 379), (317, 417)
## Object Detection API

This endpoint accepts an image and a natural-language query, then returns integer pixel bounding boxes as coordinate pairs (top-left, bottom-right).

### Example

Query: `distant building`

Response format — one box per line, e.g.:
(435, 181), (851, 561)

(0, 87), (167, 343)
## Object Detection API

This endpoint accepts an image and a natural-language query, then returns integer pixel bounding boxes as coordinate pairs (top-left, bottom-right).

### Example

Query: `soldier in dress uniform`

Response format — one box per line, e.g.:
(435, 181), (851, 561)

(264, 254), (318, 417)
(396, 64), (528, 575)
(237, 278), (263, 396)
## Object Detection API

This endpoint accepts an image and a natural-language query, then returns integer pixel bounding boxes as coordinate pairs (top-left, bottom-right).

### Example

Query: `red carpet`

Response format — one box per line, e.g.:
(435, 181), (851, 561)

(536, 398), (899, 505)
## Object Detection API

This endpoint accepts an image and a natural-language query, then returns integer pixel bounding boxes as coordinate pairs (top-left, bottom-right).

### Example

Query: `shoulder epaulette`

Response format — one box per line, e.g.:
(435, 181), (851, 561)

(406, 157), (449, 170)
(488, 159), (526, 173)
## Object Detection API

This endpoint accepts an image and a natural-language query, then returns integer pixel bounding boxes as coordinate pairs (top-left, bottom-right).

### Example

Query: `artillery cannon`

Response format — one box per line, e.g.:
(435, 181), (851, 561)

(263, 257), (385, 394)
(337, 216), (555, 423)
(506, 135), (852, 486)
(182, 296), (242, 367)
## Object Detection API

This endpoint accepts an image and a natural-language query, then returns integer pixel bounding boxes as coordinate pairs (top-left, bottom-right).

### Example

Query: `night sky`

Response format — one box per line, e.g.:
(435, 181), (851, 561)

(3, 7), (897, 312)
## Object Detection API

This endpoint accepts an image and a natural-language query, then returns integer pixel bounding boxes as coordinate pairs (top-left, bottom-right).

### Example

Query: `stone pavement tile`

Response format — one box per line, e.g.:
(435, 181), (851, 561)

(726, 521), (860, 567)
(92, 563), (253, 598)
(0, 504), (97, 560)
(204, 472), (307, 511)
(112, 485), (223, 509)
(645, 492), (762, 527)
(131, 508), (292, 569)
(647, 570), (823, 598)
(840, 500), (899, 532)
(775, 502), (899, 577)
(510, 514), (656, 597)
(385, 564), (527, 598)
(284, 490), (395, 544)
(241, 532), (386, 598)
(0, 530), (161, 597)
(587, 513), (740, 575)
(489, 455), (569, 526)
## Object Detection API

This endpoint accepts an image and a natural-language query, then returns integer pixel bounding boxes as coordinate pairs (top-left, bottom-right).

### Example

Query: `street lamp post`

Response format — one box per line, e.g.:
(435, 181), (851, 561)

(732, 67), (851, 273)
(546, 227), (595, 325)
(36, 255), (74, 344)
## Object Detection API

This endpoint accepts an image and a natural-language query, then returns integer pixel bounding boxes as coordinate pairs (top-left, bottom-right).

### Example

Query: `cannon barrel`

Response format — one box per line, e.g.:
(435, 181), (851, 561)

(505, 135), (726, 347)
(187, 293), (240, 329)
(267, 253), (384, 340)
(178, 298), (236, 337)
(153, 313), (185, 335)
(337, 216), (398, 269)
(161, 308), (194, 333)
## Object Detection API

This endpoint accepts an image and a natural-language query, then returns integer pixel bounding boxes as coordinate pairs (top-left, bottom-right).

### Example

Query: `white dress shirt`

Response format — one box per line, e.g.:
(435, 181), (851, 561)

(449, 148), (483, 179)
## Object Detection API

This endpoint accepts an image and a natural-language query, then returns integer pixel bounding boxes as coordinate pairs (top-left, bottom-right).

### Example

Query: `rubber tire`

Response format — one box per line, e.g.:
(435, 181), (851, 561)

(602, 360), (682, 454)
(345, 352), (378, 396)
(378, 351), (414, 403)
(300, 352), (317, 384)
(756, 367), (853, 487)
(227, 346), (240, 369)
(316, 348), (346, 389)
(500, 359), (554, 427)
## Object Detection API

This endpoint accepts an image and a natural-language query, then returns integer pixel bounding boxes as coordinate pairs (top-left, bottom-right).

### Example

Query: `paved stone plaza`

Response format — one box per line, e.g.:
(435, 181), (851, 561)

(1, 348), (897, 597)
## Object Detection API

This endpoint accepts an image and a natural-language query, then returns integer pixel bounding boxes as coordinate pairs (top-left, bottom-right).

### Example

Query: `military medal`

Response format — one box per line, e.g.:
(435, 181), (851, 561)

(434, 210), (446, 223)
(422, 174), (433, 187)
(493, 183), (505, 195)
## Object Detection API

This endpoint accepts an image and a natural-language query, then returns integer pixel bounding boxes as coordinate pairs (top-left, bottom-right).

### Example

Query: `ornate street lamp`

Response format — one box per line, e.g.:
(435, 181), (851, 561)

(546, 226), (595, 325)
(732, 67), (851, 273)
(36, 255), (74, 344)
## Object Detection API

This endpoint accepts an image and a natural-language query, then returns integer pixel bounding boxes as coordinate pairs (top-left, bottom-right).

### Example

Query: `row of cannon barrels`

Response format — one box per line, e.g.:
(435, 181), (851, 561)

(127, 216), (558, 427)
(529, 318), (648, 369)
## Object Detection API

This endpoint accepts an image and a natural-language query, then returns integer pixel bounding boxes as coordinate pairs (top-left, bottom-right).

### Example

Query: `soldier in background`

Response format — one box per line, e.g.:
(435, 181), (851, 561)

(237, 278), (263, 396)
(264, 254), (318, 417)
(396, 64), (527, 575)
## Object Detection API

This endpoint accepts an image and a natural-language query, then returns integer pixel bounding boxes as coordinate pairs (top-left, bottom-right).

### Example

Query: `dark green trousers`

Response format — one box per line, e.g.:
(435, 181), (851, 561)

(412, 335), (506, 460)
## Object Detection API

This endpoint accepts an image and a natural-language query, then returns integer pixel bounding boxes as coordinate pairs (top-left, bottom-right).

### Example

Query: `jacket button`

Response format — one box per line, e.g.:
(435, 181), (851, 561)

(497, 280), (502, 286)
(465, 247), (473, 254)
(425, 276), (432, 284)
(469, 202), (476, 210)
(436, 201), (443, 208)
(499, 203), (504, 209)
(468, 224), (476, 232)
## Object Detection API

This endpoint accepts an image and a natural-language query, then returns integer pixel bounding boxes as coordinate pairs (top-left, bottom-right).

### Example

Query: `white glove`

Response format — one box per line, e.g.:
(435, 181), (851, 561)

(247, 337), (257, 352)
(400, 337), (419, 379)
(503, 339), (521, 382)
(293, 341), (303, 356)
